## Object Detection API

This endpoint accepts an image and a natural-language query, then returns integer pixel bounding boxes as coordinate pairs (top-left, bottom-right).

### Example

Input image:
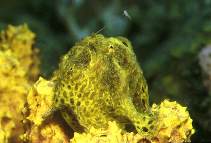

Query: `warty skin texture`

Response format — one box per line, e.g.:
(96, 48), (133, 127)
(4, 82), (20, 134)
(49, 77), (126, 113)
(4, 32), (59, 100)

(53, 34), (155, 136)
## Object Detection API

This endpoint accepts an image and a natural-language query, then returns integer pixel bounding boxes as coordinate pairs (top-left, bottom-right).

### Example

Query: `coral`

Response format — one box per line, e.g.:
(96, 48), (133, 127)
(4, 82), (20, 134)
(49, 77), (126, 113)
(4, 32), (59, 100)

(0, 24), (40, 81)
(71, 121), (144, 143)
(0, 25), (40, 142)
(0, 129), (9, 143)
(22, 121), (69, 143)
(53, 34), (154, 136)
(151, 100), (195, 143)
(26, 77), (55, 126)
(71, 100), (194, 143)
(22, 77), (70, 143)
(0, 50), (29, 142)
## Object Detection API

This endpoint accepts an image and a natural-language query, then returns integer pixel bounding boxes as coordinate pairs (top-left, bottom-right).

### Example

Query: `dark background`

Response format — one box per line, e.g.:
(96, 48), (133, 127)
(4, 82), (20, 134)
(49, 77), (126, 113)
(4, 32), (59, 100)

(0, 0), (211, 142)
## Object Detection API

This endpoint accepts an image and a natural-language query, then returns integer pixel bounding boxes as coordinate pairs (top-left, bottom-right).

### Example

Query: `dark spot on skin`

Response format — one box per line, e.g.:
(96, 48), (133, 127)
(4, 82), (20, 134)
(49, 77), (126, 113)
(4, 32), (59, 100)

(3, 73), (8, 77)
(89, 93), (94, 98)
(83, 92), (89, 98)
(141, 86), (145, 92)
(186, 130), (191, 137)
(11, 64), (16, 69)
(78, 50), (91, 67)
(134, 93), (139, 98)
(142, 127), (148, 132)
(1, 117), (11, 127)
(137, 138), (151, 143)
(86, 120), (91, 124)
(150, 125), (154, 130)
(75, 84), (79, 90)
(66, 68), (73, 76)
(95, 117), (100, 121)
(69, 92), (74, 97)
(78, 93), (82, 98)
(63, 91), (67, 97)
(85, 101), (89, 105)
(88, 44), (96, 52)
(108, 108), (115, 112)
(176, 124), (182, 128)
(68, 85), (71, 89)
(141, 99), (146, 108)
(81, 84), (86, 90)
(125, 123), (136, 132)
(104, 68), (120, 91)
(148, 120), (153, 125)
(117, 102), (121, 106)
(60, 98), (64, 104)
(70, 98), (74, 104)
(123, 57), (128, 65)
(72, 118), (77, 122)
(122, 41), (128, 47)
(76, 102), (81, 106)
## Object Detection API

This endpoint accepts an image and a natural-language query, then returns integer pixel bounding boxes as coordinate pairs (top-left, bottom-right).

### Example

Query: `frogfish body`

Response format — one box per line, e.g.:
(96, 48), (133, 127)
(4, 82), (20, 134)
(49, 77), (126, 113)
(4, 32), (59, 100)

(53, 34), (155, 136)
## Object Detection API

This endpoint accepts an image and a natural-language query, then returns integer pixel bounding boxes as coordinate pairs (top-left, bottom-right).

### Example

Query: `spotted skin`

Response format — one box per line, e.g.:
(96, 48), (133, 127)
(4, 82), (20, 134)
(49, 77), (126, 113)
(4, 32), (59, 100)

(53, 34), (155, 136)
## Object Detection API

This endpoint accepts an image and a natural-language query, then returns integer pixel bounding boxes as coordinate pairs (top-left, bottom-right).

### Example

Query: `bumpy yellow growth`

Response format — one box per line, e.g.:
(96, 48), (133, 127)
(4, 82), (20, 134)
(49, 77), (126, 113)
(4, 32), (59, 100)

(23, 77), (70, 143)
(53, 34), (154, 136)
(0, 24), (40, 81)
(151, 100), (195, 143)
(0, 50), (29, 142)
(39, 123), (69, 143)
(71, 121), (144, 143)
(22, 121), (69, 143)
(0, 25), (40, 142)
(26, 77), (55, 125)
